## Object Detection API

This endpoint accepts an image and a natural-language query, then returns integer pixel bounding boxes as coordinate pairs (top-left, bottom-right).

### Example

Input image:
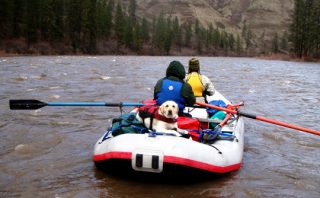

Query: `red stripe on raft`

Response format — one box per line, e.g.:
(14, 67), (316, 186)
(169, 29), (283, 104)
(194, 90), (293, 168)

(93, 152), (241, 173)
(93, 151), (131, 161)
(164, 156), (241, 173)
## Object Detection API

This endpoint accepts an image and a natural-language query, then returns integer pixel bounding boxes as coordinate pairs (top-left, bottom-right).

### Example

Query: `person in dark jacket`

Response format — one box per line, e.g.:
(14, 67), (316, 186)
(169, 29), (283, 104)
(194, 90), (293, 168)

(154, 61), (195, 113)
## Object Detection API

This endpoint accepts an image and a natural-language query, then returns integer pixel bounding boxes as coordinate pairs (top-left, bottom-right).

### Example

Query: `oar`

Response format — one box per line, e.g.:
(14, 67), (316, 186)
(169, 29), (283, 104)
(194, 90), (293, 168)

(212, 113), (232, 134)
(211, 102), (243, 134)
(10, 99), (144, 110)
(196, 101), (320, 136)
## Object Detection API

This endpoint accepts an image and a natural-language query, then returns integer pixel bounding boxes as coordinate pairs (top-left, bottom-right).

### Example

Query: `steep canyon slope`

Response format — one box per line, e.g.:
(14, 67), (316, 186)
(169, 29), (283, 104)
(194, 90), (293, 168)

(127, 0), (294, 52)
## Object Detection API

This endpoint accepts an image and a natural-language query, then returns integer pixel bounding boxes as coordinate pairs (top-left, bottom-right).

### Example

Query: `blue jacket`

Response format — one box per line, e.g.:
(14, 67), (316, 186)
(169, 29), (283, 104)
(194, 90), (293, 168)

(155, 78), (186, 111)
(154, 61), (195, 112)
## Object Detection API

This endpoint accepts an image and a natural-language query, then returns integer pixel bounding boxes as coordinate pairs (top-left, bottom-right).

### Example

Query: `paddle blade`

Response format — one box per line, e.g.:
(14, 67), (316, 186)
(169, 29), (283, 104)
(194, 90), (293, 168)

(10, 100), (48, 110)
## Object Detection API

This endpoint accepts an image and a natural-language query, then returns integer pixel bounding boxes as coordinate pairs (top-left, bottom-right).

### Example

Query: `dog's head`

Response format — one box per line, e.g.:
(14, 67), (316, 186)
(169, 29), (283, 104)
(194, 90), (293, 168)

(159, 101), (179, 119)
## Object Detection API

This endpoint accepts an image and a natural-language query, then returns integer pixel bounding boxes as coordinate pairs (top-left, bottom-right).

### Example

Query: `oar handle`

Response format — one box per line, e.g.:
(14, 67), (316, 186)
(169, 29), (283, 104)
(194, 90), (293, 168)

(219, 113), (232, 127)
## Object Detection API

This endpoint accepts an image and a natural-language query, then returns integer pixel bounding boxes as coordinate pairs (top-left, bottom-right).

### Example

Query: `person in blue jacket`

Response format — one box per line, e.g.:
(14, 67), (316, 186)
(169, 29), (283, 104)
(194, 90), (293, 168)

(154, 61), (195, 114)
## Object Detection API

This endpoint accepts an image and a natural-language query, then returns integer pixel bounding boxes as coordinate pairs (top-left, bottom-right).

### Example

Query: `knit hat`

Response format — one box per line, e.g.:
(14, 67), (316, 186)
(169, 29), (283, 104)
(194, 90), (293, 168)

(166, 61), (186, 80)
(188, 57), (200, 73)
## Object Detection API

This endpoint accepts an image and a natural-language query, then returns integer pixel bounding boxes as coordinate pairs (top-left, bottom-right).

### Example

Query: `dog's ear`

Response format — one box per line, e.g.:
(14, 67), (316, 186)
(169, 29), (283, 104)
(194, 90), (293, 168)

(174, 110), (179, 119)
(174, 104), (179, 114)
(159, 104), (165, 115)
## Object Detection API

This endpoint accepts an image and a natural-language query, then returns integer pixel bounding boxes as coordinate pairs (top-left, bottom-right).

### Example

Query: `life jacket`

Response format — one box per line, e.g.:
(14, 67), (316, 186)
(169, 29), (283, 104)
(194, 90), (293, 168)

(186, 73), (204, 97)
(156, 79), (186, 111)
(138, 105), (177, 130)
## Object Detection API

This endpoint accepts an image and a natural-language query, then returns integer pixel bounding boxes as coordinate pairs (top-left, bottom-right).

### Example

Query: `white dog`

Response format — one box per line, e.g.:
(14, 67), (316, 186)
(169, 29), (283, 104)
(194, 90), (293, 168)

(136, 101), (187, 136)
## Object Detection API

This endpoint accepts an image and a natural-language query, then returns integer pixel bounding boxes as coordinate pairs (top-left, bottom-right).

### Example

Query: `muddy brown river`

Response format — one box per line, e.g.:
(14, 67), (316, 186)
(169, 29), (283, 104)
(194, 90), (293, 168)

(0, 56), (319, 197)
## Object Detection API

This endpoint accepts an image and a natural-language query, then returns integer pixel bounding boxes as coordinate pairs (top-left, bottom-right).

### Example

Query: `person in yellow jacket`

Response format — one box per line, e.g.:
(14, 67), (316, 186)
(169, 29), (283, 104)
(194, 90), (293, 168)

(186, 58), (215, 102)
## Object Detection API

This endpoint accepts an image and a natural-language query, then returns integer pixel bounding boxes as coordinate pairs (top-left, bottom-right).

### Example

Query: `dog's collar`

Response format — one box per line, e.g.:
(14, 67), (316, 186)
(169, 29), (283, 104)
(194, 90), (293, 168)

(154, 110), (177, 123)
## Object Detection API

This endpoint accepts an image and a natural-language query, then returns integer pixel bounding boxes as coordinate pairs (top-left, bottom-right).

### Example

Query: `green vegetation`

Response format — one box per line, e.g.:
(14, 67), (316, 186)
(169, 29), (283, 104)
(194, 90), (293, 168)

(290, 0), (320, 58)
(0, 0), (319, 59)
(0, 0), (239, 55)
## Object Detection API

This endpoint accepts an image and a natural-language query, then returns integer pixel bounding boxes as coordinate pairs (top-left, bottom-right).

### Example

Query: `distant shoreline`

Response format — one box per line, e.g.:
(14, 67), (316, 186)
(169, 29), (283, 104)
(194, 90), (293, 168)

(1, 50), (318, 62)
(256, 53), (320, 62)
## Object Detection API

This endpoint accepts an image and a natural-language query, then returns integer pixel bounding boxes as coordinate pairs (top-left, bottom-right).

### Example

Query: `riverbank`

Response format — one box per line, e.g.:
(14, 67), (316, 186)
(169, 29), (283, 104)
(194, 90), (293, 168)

(1, 48), (319, 62)
(256, 53), (320, 62)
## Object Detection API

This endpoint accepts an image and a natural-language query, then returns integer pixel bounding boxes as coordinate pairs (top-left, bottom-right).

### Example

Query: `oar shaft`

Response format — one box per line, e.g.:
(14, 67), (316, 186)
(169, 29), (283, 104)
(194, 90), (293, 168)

(196, 101), (320, 136)
(9, 99), (144, 110)
(48, 102), (106, 106)
(47, 102), (144, 107)
(219, 113), (232, 127)
(236, 110), (320, 135)
(255, 115), (320, 136)
(196, 102), (237, 114)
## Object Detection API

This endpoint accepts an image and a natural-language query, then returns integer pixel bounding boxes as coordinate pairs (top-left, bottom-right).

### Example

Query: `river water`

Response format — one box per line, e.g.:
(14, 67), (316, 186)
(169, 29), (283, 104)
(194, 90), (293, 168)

(0, 56), (319, 198)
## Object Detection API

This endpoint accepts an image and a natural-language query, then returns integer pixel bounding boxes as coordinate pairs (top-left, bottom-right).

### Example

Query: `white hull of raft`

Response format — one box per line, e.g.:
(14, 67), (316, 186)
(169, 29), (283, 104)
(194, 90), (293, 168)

(93, 91), (244, 174)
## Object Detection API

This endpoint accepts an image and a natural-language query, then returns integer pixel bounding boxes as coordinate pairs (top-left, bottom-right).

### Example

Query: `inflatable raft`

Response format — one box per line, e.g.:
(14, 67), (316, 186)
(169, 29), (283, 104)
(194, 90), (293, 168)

(93, 91), (244, 174)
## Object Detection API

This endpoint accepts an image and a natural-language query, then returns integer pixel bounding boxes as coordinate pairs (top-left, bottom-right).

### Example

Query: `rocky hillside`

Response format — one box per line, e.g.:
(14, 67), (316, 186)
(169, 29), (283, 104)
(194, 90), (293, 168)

(125, 0), (294, 52)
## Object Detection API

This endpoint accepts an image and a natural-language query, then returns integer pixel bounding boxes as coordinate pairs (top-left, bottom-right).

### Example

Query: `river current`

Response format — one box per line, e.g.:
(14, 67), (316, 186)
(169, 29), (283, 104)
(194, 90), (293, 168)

(0, 56), (319, 198)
